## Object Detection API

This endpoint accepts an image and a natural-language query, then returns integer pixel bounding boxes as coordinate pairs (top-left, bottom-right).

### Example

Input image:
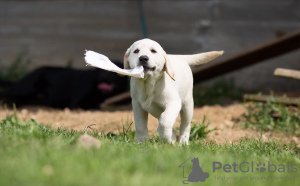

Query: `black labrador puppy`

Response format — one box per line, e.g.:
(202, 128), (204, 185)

(0, 64), (128, 109)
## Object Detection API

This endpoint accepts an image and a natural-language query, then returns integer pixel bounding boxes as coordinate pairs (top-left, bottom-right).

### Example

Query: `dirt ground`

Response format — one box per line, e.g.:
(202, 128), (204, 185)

(0, 103), (299, 146)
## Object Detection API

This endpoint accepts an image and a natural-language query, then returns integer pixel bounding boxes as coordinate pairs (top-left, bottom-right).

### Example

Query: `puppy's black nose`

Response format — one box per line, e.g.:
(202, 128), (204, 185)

(139, 55), (149, 64)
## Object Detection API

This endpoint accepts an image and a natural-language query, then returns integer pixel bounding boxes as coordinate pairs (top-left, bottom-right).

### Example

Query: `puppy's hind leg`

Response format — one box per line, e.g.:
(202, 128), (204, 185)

(179, 96), (193, 145)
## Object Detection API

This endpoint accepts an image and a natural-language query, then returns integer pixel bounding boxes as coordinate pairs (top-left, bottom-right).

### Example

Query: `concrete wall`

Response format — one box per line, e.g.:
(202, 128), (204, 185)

(0, 0), (300, 91)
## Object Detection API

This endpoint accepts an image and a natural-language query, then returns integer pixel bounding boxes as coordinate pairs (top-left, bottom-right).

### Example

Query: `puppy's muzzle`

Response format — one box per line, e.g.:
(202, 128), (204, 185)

(139, 55), (149, 65)
(138, 55), (155, 72)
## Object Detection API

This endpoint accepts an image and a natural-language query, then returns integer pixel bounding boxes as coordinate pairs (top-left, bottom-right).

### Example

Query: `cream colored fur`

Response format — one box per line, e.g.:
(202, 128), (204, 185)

(125, 38), (223, 144)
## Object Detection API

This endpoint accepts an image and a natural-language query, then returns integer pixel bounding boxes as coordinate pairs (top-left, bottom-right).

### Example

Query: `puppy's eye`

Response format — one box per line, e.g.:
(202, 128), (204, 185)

(151, 49), (157, 53)
(134, 49), (139, 54)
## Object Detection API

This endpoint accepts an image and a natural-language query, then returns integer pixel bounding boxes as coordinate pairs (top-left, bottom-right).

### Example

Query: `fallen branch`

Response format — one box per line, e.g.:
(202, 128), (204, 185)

(243, 94), (300, 105)
(193, 30), (300, 82)
(101, 91), (131, 108)
(274, 68), (300, 80)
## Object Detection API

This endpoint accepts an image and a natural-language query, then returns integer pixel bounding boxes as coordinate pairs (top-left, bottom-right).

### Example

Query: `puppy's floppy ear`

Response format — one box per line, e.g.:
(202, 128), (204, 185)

(163, 52), (175, 81)
(123, 48), (130, 69)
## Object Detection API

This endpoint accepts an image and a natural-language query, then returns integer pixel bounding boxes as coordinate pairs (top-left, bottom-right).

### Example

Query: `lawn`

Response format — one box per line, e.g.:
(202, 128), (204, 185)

(0, 112), (299, 186)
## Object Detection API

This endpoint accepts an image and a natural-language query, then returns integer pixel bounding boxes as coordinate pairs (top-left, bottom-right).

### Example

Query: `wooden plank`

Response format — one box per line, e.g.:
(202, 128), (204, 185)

(243, 94), (300, 105)
(192, 30), (300, 82)
(274, 68), (300, 80)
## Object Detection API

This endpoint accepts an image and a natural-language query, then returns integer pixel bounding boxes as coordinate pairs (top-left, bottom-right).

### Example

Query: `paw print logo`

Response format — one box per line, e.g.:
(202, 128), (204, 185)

(256, 162), (266, 172)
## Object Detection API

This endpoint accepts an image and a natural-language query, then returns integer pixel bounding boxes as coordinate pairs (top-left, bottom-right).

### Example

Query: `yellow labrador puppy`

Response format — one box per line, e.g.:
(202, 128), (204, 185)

(124, 38), (223, 144)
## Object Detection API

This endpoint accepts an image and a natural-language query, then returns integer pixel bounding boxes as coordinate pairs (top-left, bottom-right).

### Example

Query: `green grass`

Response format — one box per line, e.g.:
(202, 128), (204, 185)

(236, 97), (300, 136)
(189, 115), (216, 141)
(0, 113), (299, 186)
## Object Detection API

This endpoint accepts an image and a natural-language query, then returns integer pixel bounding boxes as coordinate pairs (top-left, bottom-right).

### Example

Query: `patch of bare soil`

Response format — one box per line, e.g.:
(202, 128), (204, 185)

(0, 104), (299, 146)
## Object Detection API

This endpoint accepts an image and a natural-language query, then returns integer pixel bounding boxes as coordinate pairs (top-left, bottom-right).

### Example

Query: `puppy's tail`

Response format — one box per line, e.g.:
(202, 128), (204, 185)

(172, 51), (224, 66)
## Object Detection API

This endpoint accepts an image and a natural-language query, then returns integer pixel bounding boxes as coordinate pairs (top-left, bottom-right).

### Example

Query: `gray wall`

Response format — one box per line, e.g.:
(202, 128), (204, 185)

(0, 0), (300, 91)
